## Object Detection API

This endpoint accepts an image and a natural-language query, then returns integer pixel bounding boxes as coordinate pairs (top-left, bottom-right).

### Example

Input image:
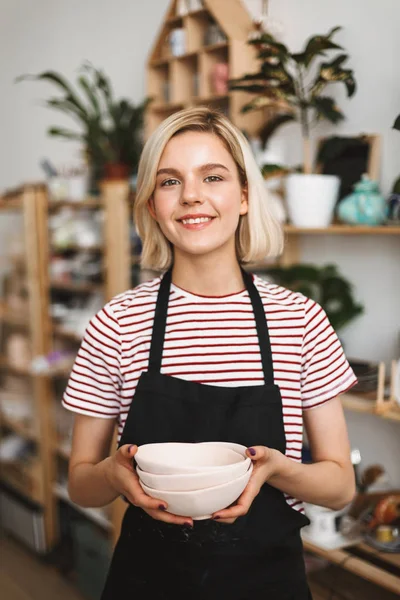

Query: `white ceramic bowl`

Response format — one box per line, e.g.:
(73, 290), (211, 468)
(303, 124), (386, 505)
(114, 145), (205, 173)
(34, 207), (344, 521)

(135, 442), (244, 475)
(136, 451), (251, 491)
(140, 463), (253, 519)
(200, 441), (249, 456)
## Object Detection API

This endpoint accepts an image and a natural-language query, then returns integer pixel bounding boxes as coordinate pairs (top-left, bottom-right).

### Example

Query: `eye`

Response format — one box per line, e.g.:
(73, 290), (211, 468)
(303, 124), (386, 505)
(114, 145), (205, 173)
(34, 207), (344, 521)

(161, 178), (180, 187)
(205, 175), (223, 183)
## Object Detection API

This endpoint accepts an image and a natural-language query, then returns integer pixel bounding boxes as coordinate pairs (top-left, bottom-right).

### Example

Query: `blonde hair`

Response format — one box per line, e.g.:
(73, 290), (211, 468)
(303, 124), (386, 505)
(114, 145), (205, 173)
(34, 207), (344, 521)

(134, 107), (283, 270)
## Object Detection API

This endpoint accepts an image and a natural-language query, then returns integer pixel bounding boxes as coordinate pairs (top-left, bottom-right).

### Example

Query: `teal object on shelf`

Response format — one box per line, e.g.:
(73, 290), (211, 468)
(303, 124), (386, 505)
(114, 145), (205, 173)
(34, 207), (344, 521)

(337, 174), (388, 225)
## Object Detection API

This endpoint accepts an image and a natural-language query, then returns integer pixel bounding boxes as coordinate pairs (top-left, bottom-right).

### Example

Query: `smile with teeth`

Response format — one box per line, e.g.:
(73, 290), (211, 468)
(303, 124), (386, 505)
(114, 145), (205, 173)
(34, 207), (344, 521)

(180, 217), (213, 224)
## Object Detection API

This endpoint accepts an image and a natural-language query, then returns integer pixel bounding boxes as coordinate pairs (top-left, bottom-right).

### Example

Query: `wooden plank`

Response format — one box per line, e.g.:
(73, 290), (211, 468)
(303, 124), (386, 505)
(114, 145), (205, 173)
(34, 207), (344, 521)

(22, 185), (58, 549)
(284, 225), (400, 235)
(303, 539), (400, 595)
(357, 542), (400, 569)
(101, 180), (131, 301)
(48, 197), (101, 212)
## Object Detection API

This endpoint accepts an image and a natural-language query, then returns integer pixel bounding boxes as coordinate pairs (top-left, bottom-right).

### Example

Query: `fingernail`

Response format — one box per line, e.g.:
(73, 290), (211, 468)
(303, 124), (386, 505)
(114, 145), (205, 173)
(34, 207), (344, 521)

(184, 521), (192, 527)
(128, 445), (134, 453)
(248, 447), (256, 456)
(159, 504), (166, 511)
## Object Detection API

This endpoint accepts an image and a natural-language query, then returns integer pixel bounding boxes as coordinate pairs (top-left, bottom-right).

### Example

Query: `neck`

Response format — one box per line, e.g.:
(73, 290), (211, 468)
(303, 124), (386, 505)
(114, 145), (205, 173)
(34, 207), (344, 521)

(171, 250), (245, 297)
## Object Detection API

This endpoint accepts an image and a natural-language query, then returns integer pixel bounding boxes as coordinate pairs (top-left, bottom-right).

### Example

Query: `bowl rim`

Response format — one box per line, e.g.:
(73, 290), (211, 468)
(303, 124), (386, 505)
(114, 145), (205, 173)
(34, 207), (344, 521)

(140, 463), (253, 497)
(135, 442), (245, 470)
(136, 456), (251, 480)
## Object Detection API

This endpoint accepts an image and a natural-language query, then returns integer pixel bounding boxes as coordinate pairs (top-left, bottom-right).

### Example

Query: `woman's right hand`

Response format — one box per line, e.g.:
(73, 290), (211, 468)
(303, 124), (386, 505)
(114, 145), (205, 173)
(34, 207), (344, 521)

(104, 444), (194, 527)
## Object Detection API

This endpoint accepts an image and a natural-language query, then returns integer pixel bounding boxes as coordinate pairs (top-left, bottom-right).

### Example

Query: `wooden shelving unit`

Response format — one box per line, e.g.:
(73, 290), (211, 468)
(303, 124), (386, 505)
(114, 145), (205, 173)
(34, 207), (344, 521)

(0, 185), (57, 549)
(0, 181), (132, 553)
(145, 0), (265, 136)
(284, 224), (400, 235)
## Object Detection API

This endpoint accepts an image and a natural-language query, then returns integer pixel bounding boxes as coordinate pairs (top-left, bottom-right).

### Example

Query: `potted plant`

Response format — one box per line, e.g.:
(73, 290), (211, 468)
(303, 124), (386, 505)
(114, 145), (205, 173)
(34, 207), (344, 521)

(17, 63), (149, 182)
(263, 263), (364, 334)
(229, 27), (357, 227)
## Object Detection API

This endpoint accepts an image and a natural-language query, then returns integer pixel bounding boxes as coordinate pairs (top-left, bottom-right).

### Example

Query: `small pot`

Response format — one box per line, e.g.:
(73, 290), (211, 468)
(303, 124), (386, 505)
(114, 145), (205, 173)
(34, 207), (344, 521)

(103, 163), (131, 181)
(286, 173), (340, 228)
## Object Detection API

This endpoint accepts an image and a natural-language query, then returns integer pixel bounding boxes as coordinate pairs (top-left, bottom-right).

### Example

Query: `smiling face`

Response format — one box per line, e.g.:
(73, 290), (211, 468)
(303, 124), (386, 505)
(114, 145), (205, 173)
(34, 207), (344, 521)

(149, 131), (248, 264)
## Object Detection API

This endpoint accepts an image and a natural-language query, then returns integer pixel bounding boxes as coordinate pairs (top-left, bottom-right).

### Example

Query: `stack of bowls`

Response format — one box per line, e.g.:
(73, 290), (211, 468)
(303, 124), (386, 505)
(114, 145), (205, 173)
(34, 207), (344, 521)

(135, 441), (253, 520)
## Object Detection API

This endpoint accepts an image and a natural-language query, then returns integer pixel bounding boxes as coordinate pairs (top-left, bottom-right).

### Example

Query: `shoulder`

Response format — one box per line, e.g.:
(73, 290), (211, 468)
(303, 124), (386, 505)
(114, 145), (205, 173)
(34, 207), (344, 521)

(105, 276), (162, 319)
(253, 274), (315, 312)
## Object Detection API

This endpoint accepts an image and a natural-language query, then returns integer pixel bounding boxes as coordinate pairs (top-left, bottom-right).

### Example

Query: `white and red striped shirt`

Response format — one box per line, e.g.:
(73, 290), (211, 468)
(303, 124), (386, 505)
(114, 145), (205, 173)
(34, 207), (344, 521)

(63, 274), (357, 513)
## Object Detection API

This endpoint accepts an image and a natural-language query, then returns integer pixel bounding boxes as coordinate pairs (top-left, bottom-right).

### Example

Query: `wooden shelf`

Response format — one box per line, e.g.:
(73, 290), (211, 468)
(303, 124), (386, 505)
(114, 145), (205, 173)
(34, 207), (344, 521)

(302, 538), (400, 596)
(51, 244), (103, 254)
(0, 355), (32, 377)
(146, 0), (264, 136)
(284, 224), (400, 235)
(341, 392), (400, 422)
(0, 303), (29, 328)
(48, 197), (101, 212)
(0, 414), (38, 442)
(50, 280), (102, 293)
(152, 102), (185, 113)
(0, 197), (23, 211)
(186, 7), (208, 19)
(0, 459), (43, 505)
(203, 41), (229, 53)
(193, 94), (229, 104)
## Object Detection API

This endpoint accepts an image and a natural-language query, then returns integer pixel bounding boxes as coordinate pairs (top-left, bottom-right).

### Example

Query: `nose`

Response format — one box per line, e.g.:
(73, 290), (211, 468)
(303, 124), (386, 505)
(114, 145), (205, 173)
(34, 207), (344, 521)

(180, 179), (204, 206)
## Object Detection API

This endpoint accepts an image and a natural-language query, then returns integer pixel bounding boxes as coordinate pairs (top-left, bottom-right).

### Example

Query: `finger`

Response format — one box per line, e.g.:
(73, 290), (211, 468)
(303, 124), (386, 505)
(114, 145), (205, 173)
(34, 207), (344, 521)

(115, 444), (138, 470)
(212, 503), (247, 521)
(144, 508), (194, 527)
(246, 446), (270, 461)
(128, 483), (170, 513)
(212, 476), (261, 521)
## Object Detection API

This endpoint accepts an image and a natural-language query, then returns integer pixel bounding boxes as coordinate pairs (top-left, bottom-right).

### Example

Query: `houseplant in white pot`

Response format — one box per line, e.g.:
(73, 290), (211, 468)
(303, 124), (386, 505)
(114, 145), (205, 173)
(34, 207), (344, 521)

(230, 27), (357, 227)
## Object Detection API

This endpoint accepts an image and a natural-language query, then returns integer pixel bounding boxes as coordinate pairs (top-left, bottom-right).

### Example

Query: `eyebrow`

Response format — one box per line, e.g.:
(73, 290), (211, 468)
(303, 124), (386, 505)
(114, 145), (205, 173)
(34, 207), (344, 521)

(156, 163), (230, 177)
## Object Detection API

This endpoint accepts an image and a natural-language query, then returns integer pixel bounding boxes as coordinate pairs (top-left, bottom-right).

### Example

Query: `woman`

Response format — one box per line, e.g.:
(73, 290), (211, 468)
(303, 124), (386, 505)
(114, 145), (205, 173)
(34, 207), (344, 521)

(64, 107), (357, 599)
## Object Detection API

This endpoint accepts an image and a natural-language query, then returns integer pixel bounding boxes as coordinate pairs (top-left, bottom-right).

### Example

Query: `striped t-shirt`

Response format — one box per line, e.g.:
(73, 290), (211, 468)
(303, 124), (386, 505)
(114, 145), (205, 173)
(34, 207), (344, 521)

(62, 274), (357, 514)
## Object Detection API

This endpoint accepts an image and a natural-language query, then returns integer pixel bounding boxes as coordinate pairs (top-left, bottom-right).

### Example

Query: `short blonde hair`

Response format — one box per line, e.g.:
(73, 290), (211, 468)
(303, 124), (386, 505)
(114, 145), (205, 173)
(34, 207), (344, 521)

(134, 107), (283, 270)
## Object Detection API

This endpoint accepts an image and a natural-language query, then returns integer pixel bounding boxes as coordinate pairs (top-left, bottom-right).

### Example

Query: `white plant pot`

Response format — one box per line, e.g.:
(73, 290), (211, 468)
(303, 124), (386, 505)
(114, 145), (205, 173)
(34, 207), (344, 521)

(286, 174), (340, 228)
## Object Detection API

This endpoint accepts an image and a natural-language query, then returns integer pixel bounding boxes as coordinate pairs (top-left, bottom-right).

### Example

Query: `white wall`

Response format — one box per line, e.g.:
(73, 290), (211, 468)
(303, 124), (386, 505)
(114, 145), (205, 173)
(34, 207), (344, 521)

(1, 0), (399, 483)
(245, 0), (400, 365)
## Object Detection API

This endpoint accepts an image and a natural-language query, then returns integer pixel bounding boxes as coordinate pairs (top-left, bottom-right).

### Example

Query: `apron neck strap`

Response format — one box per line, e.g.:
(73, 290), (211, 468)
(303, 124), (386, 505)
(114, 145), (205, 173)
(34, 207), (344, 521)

(240, 268), (274, 384)
(148, 267), (274, 384)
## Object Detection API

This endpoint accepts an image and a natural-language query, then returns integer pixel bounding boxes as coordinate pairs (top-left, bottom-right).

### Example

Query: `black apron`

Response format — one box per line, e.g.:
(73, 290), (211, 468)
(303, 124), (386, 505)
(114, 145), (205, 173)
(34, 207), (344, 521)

(101, 268), (313, 599)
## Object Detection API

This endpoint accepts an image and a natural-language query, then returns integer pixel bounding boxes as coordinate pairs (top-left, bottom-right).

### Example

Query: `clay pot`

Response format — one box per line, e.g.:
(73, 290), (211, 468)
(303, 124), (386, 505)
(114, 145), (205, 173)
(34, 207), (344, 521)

(103, 163), (131, 180)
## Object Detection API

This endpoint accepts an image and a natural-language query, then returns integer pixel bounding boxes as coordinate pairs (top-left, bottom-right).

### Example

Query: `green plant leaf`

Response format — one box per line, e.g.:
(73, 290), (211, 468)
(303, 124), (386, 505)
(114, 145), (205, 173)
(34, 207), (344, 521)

(264, 262), (364, 332)
(241, 95), (291, 113)
(311, 96), (344, 124)
(47, 127), (83, 141)
(16, 71), (88, 118)
(78, 75), (101, 118)
(261, 163), (291, 178)
(249, 34), (290, 59)
(300, 26), (343, 68)
(45, 98), (88, 123)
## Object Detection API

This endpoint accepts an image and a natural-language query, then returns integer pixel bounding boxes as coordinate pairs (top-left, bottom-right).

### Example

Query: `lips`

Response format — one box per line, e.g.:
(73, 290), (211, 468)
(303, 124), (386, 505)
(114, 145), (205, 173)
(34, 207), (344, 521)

(177, 215), (216, 231)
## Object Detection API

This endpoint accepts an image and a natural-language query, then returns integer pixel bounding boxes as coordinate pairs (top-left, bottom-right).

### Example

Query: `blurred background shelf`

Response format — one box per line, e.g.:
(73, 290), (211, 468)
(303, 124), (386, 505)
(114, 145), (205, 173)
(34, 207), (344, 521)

(284, 225), (400, 235)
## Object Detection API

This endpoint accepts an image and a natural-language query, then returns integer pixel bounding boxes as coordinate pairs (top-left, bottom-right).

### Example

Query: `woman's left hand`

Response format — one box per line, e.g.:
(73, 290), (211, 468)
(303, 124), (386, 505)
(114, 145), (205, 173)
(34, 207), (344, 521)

(212, 446), (281, 524)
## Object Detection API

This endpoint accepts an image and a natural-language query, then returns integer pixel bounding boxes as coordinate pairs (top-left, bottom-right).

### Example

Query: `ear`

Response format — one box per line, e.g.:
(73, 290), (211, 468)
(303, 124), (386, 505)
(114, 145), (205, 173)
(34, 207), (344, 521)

(148, 196), (157, 220)
(239, 185), (248, 216)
